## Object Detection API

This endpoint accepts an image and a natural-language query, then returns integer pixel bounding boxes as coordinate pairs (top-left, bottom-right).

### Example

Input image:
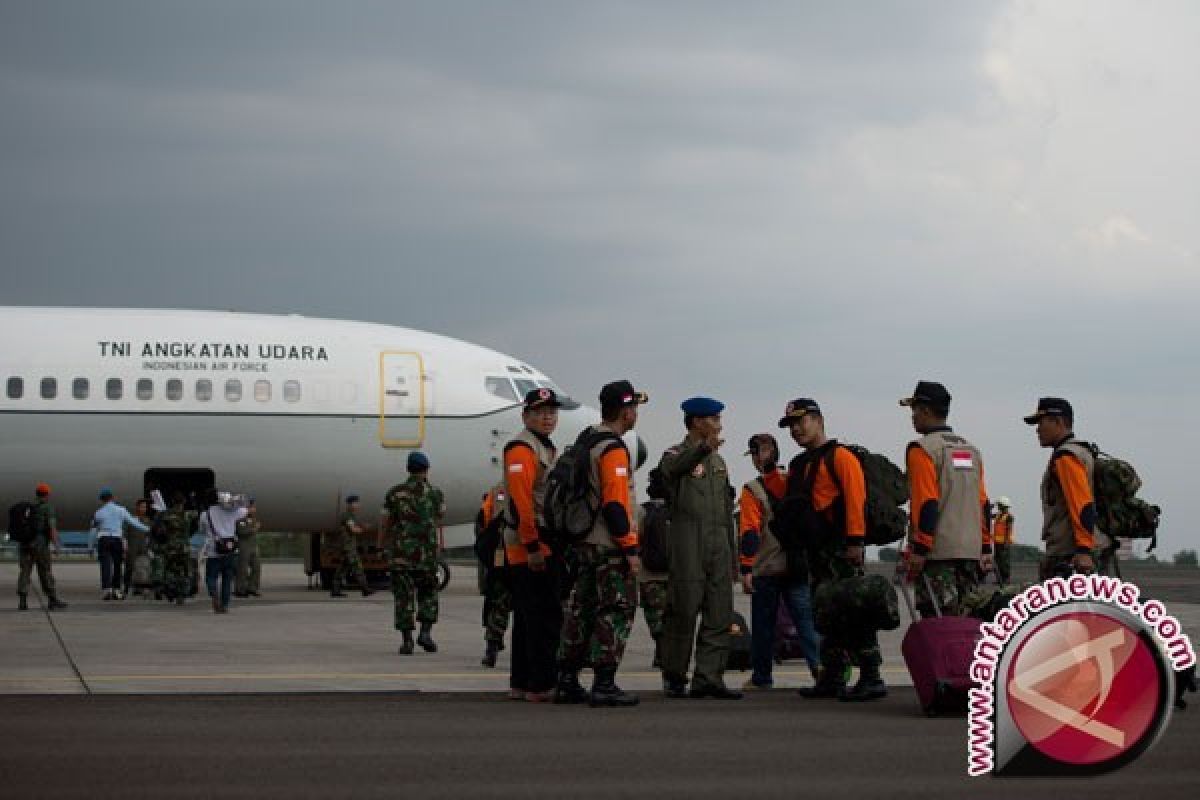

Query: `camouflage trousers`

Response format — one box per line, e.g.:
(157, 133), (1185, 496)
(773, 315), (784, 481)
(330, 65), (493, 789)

(162, 549), (191, 600)
(17, 543), (56, 596)
(335, 543), (368, 590)
(483, 568), (513, 644)
(393, 567), (438, 631)
(993, 545), (1012, 585)
(915, 559), (980, 618)
(639, 579), (667, 641)
(557, 545), (637, 670)
(236, 542), (261, 594)
(809, 553), (881, 674)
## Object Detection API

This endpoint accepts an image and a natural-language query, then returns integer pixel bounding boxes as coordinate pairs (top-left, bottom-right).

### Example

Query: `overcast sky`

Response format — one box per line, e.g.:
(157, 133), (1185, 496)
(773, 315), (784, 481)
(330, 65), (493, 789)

(3, 1), (1197, 555)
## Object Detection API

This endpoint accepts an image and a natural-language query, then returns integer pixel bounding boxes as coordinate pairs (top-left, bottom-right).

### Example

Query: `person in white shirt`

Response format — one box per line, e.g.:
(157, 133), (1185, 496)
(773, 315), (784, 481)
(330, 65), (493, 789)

(198, 491), (248, 613)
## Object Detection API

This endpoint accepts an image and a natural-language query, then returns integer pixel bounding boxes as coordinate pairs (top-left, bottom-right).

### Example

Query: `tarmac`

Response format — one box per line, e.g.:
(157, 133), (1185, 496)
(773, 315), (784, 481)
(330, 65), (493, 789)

(2, 560), (1198, 797)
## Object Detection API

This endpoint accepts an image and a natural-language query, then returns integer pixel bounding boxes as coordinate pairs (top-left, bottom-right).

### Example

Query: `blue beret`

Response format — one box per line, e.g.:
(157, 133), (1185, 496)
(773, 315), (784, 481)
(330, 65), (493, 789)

(98, 488), (114, 501)
(407, 451), (431, 471)
(681, 396), (725, 417)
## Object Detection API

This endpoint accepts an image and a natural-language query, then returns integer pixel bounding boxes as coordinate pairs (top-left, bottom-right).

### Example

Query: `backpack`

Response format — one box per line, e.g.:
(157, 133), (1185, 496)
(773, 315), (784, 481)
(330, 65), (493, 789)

(1081, 443), (1162, 550)
(7, 502), (38, 545)
(473, 491), (506, 566)
(640, 501), (670, 573)
(542, 427), (622, 543)
(823, 444), (910, 546)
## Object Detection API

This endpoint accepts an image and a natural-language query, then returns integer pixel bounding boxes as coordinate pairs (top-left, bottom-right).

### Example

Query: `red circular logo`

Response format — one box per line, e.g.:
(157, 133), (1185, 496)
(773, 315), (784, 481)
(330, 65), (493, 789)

(1006, 611), (1161, 766)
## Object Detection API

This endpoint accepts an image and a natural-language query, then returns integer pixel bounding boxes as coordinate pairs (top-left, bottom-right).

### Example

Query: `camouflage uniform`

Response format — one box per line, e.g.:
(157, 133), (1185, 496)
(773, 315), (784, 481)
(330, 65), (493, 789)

(235, 514), (262, 595)
(808, 538), (882, 678)
(385, 476), (443, 631)
(639, 579), (667, 642)
(557, 544), (637, 669)
(17, 501), (58, 597)
(333, 511), (371, 592)
(915, 560), (979, 618)
(159, 508), (193, 602)
(483, 572), (513, 645)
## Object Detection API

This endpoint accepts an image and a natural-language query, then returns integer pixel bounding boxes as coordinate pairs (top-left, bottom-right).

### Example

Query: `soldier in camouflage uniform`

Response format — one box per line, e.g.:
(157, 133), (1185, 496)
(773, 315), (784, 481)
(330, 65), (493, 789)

(158, 493), (194, 605)
(899, 382), (993, 619)
(381, 452), (444, 655)
(331, 495), (374, 597)
(234, 502), (262, 597)
(475, 485), (511, 668)
(16, 484), (67, 611)
(774, 398), (885, 702)
(555, 380), (647, 708)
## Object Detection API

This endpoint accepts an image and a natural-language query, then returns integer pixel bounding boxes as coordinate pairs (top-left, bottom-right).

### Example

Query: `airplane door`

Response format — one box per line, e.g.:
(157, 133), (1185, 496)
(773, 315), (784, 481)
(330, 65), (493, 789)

(378, 351), (426, 447)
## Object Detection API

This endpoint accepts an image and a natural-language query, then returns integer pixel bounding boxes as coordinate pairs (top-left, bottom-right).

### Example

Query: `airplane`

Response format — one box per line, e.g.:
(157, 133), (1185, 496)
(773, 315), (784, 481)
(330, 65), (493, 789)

(0, 307), (645, 558)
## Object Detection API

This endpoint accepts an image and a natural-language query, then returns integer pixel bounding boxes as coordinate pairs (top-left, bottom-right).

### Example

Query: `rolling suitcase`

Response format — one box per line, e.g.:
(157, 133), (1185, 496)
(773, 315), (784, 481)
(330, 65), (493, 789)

(899, 575), (981, 716)
(727, 611), (752, 671)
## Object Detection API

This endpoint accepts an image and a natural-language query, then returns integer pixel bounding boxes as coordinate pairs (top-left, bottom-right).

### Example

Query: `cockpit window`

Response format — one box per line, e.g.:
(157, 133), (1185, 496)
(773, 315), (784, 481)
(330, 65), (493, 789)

(485, 376), (518, 403)
(537, 380), (581, 410)
(513, 378), (539, 399)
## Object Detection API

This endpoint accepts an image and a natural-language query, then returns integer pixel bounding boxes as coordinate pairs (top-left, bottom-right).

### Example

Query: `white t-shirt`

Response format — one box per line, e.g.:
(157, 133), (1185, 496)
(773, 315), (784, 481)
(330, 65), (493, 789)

(199, 506), (248, 556)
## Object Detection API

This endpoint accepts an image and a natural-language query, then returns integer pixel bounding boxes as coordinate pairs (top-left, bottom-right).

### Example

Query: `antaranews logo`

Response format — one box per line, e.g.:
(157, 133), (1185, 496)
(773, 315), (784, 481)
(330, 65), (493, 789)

(967, 574), (1195, 777)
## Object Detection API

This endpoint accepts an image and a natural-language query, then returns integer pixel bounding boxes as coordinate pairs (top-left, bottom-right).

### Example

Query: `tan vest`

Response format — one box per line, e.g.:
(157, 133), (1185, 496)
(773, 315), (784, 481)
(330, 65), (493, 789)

(1041, 438), (1095, 556)
(585, 424), (635, 550)
(915, 430), (984, 561)
(502, 428), (555, 547)
(745, 478), (787, 577)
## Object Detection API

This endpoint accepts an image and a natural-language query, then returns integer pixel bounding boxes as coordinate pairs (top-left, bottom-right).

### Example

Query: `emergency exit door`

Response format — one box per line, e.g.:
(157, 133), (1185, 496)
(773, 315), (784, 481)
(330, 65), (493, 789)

(378, 351), (426, 447)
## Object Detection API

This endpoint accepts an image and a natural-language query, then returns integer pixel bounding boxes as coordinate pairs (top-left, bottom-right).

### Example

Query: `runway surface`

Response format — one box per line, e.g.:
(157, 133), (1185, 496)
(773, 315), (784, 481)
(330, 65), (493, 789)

(2, 690), (1198, 799)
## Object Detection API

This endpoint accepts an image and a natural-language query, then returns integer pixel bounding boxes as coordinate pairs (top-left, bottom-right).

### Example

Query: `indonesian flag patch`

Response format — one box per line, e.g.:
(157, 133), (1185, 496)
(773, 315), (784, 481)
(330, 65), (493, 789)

(951, 450), (974, 470)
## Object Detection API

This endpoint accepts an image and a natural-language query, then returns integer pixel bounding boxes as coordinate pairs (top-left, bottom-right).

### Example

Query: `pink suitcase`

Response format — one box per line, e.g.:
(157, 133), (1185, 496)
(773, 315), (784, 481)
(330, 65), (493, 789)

(899, 576), (982, 716)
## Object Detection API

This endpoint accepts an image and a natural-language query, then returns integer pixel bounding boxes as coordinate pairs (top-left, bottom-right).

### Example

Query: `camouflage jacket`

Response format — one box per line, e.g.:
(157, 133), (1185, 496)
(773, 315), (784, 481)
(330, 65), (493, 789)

(158, 509), (194, 555)
(383, 477), (445, 570)
(26, 501), (56, 548)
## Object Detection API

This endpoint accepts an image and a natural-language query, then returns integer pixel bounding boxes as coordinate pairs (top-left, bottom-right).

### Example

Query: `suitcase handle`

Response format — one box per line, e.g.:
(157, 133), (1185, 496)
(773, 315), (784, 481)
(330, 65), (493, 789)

(894, 573), (942, 621)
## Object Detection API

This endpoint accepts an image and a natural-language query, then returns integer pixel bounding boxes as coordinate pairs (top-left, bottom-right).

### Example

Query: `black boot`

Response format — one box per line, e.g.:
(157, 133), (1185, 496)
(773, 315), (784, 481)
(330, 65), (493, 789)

(797, 667), (847, 699)
(330, 579), (346, 598)
(417, 623), (438, 653)
(662, 675), (688, 699)
(590, 667), (639, 708)
(553, 668), (590, 704)
(46, 595), (67, 611)
(18, 593), (28, 611)
(398, 631), (415, 655)
(481, 640), (500, 668)
(839, 666), (888, 703)
(359, 580), (374, 597)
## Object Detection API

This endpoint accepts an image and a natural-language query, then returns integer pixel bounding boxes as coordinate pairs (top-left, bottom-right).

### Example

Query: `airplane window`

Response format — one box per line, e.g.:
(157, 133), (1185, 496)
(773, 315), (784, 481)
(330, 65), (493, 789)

(254, 380), (271, 402)
(485, 376), (517, 402)
(225, 379), (242, 402)
(73, 378), (89, 400)
(536, 380), (582, 410)
(166, 379), (183, 401)
(136, 379), (153, 401)
(40, 378), (57, 399)
(6, 377), (22, 399)
(196, 379), (212, 402)
(283, 380), (302, 403)
(107, 378), (122, 400)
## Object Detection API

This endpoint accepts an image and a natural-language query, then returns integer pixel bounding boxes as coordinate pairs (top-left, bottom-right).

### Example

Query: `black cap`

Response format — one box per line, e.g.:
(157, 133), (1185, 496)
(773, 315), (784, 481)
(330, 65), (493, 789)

(523, 387), (564, 411)
(345, 494), (360, 504)
(1024, 397), (1074, 425)
(777, 398), (821, 428)
(899, 380), (952, 412)
(744, 433), (779, 457)
(599, 380), (648, 410)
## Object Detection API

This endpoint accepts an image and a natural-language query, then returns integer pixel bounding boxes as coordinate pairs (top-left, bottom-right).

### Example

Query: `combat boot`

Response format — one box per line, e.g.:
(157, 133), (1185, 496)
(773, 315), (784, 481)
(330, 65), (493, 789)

(553, 668), (590, 704)
(330, 579), (346, 598)
(398, 631), (415, 655)
(839, 666), (888, 703)
(481, 640), (500, 668)
(359, 582), (374, 597)
(417, 623), (438, 653)
(46, 596), (67, 611)
(589, 668), (639, 708)
(18, 593), (28, 611)
(797, 667), (847, 699)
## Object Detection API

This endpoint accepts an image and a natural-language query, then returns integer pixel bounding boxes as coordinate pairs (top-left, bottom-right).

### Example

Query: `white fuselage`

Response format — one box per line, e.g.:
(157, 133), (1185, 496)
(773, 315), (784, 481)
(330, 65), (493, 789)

(0, 307), (601, 546)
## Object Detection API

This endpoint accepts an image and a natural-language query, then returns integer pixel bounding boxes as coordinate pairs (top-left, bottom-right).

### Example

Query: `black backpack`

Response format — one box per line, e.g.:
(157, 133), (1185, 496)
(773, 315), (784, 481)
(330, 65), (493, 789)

(823, 443), (909, 546)
(543, 427), (622, 543)
(640, 501), (671, 573)
(7, 502), (38, 545)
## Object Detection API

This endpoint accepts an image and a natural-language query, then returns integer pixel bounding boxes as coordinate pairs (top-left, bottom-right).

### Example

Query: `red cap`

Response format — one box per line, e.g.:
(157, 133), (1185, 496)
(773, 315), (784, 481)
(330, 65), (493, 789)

(35, 483), (51, 496)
